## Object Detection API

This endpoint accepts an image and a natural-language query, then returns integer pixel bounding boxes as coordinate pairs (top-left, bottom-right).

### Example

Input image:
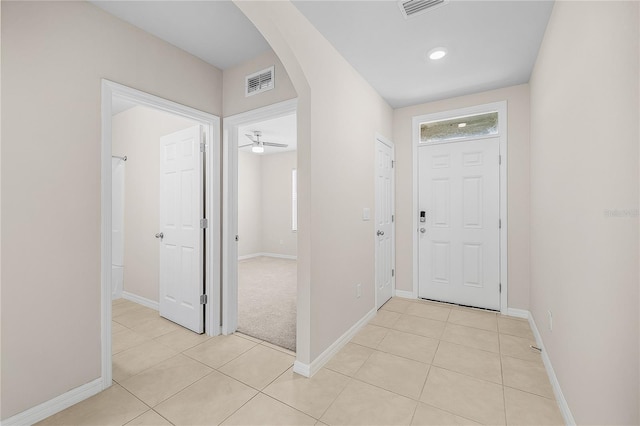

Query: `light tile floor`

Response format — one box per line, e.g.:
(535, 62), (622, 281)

(38, 297), (564, 425)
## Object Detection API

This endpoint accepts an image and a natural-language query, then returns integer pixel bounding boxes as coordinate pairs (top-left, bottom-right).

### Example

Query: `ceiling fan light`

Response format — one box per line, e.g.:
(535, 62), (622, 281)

(428, 47), (448, 61)
(252, 145), (264, 153)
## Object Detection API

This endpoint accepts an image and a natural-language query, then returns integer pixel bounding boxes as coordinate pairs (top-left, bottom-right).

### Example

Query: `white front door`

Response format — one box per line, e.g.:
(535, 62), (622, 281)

(375, 138), (394, 309)
(418, 137), (500, 310)
(159, 125), (204, 333)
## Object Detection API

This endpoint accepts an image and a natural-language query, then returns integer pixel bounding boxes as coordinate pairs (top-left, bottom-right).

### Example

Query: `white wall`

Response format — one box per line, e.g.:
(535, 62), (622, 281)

(0, 1), (222, 419)
(112, 105), (197, 303)
(235, 1), (393, 363)
(393, 84), (531, 309)
(529, 1), (639, 423)
(261, 151), (297, 256)
(238, 150), (263, 256)
(238, 150), (298, 258)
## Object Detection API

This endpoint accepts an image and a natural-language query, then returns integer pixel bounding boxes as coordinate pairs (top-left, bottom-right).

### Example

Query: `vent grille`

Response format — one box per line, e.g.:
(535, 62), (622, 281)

(399, 0), (448, 19)
(245, 66), (274, 97)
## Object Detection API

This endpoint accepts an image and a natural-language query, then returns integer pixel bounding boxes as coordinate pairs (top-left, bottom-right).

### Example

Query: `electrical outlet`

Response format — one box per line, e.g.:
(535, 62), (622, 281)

(548, 310), (553, 331)
(356, 283), (362, 298)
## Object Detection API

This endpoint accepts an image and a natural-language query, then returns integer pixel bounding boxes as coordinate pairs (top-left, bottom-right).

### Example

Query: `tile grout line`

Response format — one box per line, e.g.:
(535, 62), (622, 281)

(109, 298), (550, 426)
(113, 383), (153, 425)
(257, 392), (323, 422)
(133, 365), (216, 409)
(151, 408), (176, 426)
(499, 324), (508, 426)
(211, 355), (294, 394)
(182, 335), (260, 370)
(314, 375), (356, 423)
(216, 391), (262, 425)
(263, 365), (355, 422)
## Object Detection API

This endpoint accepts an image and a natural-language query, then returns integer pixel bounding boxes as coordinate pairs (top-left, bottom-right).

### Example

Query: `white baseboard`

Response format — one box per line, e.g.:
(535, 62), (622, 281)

(238, 252), (297, 261)
(526, 312), (575, 425)
(506, 307), (530, 320)
(1, 378), (103, 426)
(394, 289), (416, 299)
(262, 252), (297, 260)
(293, 307), (376, 378)
(122, 291), (159, 311)
(238, 253), (262, 261)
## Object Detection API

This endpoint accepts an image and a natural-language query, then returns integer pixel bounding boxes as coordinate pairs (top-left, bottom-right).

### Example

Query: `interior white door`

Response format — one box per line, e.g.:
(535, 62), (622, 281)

(159, 125), (204, 333)
(375, 139), (394, 309)
(418, 137), (500, 310)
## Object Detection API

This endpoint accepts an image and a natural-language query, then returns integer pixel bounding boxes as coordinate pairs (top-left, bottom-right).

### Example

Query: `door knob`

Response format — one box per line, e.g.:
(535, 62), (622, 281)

(377, 230), (384, 236)
(419, 228), (426, 234)
(155, 232), (164, 240)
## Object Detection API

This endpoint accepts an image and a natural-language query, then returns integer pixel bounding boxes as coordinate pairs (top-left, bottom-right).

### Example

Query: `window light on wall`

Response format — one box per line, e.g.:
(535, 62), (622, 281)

(292, 169), (298, 232)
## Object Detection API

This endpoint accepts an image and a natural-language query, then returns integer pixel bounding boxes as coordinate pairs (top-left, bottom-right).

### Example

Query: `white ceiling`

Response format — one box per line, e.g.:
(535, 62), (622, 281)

(238, 114), (297, 156)
(293, 1), (554, 108)
(91, 1), (271, 70)
(92, 0), (554, 108)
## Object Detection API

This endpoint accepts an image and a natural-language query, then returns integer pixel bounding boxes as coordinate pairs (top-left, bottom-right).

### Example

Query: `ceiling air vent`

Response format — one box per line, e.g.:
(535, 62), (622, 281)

(245, 66), (275, 97)
(398, 0), (449, 19)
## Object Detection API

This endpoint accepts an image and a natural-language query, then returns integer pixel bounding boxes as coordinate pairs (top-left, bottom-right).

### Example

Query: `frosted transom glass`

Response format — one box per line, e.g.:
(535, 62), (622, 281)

(420, 112), (498, 143)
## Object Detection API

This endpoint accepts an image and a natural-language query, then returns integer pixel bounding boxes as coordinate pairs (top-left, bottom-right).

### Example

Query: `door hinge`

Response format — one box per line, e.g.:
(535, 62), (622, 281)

(200, 294), (208, 305)
(391, 160), (395, 168)
(499, 155), (502, 165)
(392, 269), (395, 277)
(235, 235), (239, 242)
(200, 218), (208, 229)
(499, 283), (502, 293)
(499, 219), (502, 229)
(392, 215), (395, 222)
(200, 141), (206, 153)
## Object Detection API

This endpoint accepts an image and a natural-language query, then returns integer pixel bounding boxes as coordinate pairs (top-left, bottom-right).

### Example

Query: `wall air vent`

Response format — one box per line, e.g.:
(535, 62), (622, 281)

(399, 0), (449, 19)
(245, 66), (275, 97)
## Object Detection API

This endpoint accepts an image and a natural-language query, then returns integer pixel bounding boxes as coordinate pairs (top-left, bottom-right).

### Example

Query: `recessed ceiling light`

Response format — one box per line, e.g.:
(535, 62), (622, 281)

(458, 123), (467, 128)
(428, 47), (448, 61)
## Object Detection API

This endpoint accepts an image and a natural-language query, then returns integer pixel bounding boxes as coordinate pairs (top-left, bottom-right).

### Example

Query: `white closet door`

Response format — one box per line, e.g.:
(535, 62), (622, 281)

(159, 125), (204, 333)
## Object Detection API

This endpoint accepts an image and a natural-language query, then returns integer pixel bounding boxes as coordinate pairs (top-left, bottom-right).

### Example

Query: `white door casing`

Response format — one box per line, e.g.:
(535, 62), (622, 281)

(221, 99), (298, 337)
(375, 137), (394, 309)
(102, 80), (220, 390)
(111, 158), (125, 300)
(418, 137), (500, 310)
(159, 125), (204, 333)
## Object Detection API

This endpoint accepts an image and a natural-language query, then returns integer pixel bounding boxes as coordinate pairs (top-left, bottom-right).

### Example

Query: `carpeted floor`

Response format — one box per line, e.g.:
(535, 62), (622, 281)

(237, 256), (296, 352)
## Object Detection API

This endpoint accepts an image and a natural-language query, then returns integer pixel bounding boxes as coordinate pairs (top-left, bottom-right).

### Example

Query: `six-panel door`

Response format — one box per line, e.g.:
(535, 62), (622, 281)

(159, 125), (204, 333)
(418, 137), (500, 310)
(376, 139), (394, 309)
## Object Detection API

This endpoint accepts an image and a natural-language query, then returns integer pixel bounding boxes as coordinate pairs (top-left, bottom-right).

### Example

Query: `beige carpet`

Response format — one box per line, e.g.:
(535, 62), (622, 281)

(237, 256), (296, 352)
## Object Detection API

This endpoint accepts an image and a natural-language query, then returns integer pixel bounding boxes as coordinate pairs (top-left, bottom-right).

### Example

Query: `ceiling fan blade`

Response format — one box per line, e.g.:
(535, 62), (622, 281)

(262, 142), (289, 148)
(238, 143), (253, 148)
(244, 134), (256, 142)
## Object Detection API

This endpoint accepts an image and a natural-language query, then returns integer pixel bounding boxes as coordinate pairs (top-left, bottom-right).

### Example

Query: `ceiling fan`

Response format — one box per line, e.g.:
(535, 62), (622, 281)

(239, 130), (288, 153)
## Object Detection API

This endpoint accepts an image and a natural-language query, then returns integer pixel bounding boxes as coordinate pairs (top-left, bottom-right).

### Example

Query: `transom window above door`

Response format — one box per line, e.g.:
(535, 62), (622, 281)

(420, 111), (499, 143)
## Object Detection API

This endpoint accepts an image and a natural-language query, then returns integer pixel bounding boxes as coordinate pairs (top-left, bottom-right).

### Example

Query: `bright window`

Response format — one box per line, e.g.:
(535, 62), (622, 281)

(420, 111), (498, 143)
(292, 169), (297, 232)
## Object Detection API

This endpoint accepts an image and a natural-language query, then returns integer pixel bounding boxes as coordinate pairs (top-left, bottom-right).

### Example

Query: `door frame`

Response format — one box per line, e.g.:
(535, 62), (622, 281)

(374, 134), (396, 310)
(100, 80), (221, 390)
(221, 98), (298, 335)
(411, 101), (508, 314)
